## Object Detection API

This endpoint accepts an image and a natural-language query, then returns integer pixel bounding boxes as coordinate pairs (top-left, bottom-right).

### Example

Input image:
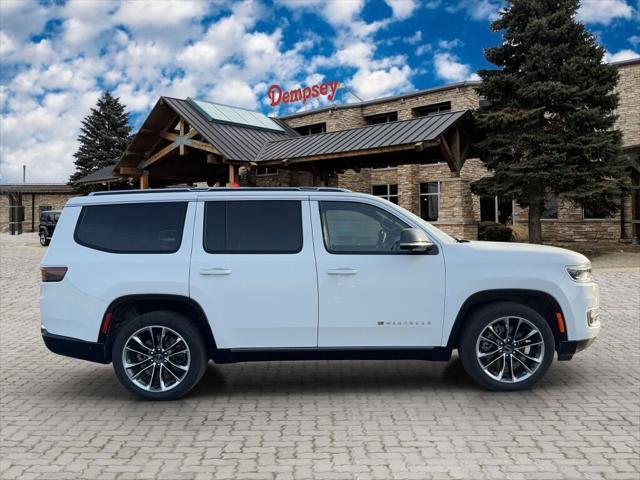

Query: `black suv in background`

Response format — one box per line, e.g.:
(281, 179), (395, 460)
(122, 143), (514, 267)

(39, 210), (61, 246)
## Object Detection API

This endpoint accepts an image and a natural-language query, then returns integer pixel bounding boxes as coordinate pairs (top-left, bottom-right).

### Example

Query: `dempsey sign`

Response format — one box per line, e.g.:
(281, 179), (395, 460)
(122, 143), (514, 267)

(267, 80), (340, 107)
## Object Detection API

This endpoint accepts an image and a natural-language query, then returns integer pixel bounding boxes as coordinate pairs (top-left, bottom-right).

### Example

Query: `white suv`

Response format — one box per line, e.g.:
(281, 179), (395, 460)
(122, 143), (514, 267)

(40, 188), (600, 400)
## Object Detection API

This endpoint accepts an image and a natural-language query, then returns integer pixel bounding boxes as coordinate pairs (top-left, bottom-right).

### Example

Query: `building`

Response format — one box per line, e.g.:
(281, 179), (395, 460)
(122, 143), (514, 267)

(0, 184), (75, 234)
(113, 58), (639, 244)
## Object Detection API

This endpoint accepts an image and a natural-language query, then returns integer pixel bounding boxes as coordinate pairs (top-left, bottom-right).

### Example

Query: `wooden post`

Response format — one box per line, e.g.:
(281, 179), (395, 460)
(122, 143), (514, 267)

(227, 164), (239, 186)
(140, 174), (149, 190)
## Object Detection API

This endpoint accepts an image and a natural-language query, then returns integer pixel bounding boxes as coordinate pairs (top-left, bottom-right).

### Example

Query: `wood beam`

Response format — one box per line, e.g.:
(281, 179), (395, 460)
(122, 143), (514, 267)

(439, 135), (460, 175)
(187, 139), (221, 155)
(179, 119), (187, 156)
(139, 141), (179, 169)
(119, 166), (144, 176)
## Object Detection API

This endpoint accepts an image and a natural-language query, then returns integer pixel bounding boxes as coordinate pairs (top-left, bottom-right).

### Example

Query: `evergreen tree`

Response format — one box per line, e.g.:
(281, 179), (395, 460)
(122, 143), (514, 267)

(471, 0), (625, 243)
(69, 91), (132, 186)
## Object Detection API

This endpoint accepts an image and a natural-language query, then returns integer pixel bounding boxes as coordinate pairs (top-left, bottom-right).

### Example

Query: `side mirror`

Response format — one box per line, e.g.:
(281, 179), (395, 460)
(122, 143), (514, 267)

(399, 228), (434, 253)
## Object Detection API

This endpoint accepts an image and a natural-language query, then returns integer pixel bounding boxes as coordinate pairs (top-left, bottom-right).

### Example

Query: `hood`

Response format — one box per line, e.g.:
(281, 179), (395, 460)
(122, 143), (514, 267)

(452, 241), (590, 266)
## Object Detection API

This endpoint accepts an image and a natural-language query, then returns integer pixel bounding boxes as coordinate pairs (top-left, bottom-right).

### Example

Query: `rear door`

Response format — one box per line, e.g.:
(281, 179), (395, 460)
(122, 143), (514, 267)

(189, 195), (318, 348)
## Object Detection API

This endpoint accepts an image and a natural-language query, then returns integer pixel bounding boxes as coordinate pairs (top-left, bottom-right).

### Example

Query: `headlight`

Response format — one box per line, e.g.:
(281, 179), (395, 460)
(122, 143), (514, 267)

(566, 265), (594, 283)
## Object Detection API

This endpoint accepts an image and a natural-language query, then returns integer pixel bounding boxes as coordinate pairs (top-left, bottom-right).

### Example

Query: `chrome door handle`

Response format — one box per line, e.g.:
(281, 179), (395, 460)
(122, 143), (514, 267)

(199, 268), (231, 275)
(327, 268), (358, 275)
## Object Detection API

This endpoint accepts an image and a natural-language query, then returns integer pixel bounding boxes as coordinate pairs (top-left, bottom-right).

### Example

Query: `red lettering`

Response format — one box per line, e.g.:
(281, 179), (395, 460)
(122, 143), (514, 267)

(267, 80), (340, 106)
(267, 84), (282, 106)
(302, 87), (312, 104)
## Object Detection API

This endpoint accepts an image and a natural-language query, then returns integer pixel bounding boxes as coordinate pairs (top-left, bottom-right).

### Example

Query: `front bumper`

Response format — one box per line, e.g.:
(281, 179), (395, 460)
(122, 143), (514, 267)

(556, 337), (597, 361)
(42, 329), (108, 364)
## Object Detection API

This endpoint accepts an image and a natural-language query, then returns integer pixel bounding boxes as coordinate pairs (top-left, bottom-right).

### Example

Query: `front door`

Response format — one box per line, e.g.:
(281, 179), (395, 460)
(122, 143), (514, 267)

(190, 196), (318, 348)
(311, 198), (446, 348)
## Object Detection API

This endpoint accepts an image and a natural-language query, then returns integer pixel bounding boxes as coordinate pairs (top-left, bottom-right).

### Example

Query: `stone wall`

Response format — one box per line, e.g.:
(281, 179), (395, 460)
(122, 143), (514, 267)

(283, 83), (480, 132)
(0, 193), (74, 233)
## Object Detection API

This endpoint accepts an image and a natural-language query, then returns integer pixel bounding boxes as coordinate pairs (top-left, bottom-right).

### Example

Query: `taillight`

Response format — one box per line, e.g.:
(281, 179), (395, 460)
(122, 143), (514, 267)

(41, 266), (67, 282)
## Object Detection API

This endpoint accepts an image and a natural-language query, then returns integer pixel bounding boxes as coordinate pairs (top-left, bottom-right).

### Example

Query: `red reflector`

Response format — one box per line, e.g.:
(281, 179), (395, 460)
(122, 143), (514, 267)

(100, 312), (112, 335)
(556, 312), (566, 333)
(41, 266), (67, 282)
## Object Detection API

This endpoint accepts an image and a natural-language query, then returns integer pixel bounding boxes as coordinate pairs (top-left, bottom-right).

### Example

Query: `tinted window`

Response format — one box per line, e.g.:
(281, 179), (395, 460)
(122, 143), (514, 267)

(542, 193), (558, 220)
(204, 201), (302, 253)
(319, 201), (409, 254)
(75, 202), (188, 253)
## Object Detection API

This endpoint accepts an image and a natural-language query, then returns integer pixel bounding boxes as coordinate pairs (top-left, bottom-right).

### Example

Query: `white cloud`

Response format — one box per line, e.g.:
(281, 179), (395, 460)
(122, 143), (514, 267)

(385, 0), (418, 20)
(630, 35), (640, 47)
(60, 0), (118, 49)
(446, 0), (503, 21)
(406, 30), (422, 45)
(350, 65), (412, 100)
(577, 0), (634, 25)
(604, 49), (640, 63)
(114, 0), (204, 28)
(437, 38), (463, 50)
(415, 44), (432, 56)
(433, 52), (477, 82)
(321, 0), (365, 27)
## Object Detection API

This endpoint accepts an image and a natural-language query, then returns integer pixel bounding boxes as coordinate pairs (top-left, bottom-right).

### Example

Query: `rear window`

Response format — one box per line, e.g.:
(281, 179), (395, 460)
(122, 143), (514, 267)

(75, 202), (188, 253)
(204, 200), (302, 253)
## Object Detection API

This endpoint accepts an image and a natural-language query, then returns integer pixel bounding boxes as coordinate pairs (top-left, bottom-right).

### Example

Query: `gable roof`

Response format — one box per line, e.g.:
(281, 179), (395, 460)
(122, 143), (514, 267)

(162, 98), (295, 161)
(75, 165), (119, 185)
(116, 95), (471, 175)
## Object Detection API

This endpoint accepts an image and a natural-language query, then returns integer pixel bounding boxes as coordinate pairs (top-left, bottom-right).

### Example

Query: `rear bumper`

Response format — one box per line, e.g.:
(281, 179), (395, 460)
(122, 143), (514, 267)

(42, 329), (108, 364)
(556, 337), (596, 361)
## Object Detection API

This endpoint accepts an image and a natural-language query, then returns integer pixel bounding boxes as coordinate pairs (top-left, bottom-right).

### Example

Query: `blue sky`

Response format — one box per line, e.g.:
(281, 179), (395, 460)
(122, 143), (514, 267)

(0, 0), (638, 183)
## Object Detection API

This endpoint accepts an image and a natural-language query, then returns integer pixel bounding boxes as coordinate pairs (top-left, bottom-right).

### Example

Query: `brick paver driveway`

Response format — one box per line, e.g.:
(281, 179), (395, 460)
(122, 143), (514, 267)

(1, 233), (639, 480)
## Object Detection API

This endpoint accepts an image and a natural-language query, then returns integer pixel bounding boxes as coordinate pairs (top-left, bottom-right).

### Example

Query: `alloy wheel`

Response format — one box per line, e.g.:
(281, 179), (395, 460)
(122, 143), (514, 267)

(122, 325), (191, 392)
(475, 316), (545, 383)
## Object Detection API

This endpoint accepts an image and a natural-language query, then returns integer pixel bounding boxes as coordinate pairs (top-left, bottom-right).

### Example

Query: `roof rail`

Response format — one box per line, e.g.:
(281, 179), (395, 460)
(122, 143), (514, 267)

(89, 187), (350, 196)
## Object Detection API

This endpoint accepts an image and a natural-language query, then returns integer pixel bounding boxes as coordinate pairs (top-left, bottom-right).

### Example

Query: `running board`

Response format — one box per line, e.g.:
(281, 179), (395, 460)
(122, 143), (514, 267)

(211, 347), (452, 364)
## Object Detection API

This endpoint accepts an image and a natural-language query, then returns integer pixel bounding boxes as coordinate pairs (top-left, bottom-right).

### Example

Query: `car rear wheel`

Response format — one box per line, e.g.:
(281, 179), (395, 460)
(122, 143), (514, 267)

(459, 302), (555, 391)
(39, 231), (50, 246)
(112, 311), (208, 400)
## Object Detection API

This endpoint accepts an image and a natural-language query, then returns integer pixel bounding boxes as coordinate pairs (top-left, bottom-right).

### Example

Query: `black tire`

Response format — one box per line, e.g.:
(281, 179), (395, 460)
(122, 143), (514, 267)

(459, 301), (555, 391)
(40, 231), (50, 246)
(112, 311), (208, 400)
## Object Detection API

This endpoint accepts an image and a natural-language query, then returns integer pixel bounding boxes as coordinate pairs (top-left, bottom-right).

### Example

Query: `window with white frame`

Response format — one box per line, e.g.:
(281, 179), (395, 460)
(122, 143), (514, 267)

(256, 166), (278, 176)
(372, 184), (399, 204)
(419, 182), (439, 221)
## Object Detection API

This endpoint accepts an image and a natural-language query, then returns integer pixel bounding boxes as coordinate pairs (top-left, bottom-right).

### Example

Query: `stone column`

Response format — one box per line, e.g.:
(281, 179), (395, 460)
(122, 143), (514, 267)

(438, 176), (477, 239)
(398, 164), (420, 214)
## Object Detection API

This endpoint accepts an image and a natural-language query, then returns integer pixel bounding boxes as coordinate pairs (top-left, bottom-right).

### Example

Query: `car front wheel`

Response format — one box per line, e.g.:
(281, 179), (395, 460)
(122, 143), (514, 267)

(459, 302), (555, 391)
(112, 311), (208, 400)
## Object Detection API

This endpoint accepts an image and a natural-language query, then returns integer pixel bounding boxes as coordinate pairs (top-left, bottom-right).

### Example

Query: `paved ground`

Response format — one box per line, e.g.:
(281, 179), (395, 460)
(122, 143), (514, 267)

(1, 233), (639, 480)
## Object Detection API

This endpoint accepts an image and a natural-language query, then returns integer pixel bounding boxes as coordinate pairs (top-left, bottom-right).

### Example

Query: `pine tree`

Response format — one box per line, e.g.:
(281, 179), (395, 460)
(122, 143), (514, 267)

(471, 0), (626, 243)
(69, 91), (132, 186)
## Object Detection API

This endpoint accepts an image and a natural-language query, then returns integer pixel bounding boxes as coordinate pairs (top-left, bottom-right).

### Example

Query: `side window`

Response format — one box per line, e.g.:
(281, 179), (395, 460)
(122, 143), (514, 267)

(204, 200), (302, 254)
(319, 201), (409, 254)
(75, 202), (188, 253)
